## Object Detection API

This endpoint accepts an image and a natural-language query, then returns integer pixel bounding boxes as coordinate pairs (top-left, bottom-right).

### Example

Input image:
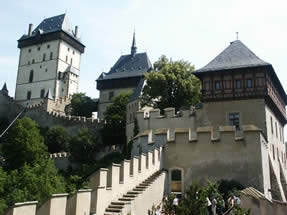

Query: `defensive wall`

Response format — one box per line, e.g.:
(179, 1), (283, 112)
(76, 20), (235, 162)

(6, 146), (167, 215)
(131, 106), (287, 201)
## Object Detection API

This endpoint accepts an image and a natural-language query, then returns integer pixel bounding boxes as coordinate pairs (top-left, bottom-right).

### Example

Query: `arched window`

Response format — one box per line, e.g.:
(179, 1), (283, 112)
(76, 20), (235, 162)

(29, 70), (34, 83)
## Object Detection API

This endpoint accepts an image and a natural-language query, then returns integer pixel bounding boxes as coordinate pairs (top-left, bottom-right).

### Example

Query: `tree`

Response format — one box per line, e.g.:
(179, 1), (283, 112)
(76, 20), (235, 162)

(44, 126), (70, 153)
(1, 159), (65, 213)
(102, 92), (131, 145)
(1, 117), (47, 170)
(66, 93), (97, 117)
(69, 128), (99, 165)
(141, 55), (201, 112)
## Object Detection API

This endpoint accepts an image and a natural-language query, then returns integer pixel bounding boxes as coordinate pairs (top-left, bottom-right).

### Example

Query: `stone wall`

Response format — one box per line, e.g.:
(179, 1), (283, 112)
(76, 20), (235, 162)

(6, 146), (165, 215)
(132, 125), (276, 199)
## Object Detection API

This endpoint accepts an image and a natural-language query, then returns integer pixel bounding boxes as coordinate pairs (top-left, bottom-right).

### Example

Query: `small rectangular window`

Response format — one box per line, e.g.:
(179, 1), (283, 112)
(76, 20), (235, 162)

(43, 53), (46, 61)
(32, 59), (35, 64)
(40, 89), (45, 98)
(28, 49), (31, 53)
(228, 112), (240, 129)
(247, 79), (252, 88)
(109, 91), (114, 100)
(215, 81), (221, 90)
(50, 52), (53, 60)
(47, 44), (50, 49)
(27, 91), (31, 100)
(270, 116), (273, 134)
(272, 145), (275, 160)
(275, 122), (278, 138)
(37, 47), (41, 51)
(65, 56), (68, 62)
(70, 58), (73, 65)
(235, 80), (241, 89)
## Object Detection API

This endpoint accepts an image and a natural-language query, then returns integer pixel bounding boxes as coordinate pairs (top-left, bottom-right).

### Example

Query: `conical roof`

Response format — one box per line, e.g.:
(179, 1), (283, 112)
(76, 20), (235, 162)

(1, 82), (8, 92)
(195, 40), (271, 73)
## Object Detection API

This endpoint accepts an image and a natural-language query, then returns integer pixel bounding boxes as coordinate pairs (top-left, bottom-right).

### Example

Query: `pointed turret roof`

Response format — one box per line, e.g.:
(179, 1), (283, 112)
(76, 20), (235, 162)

(131, 31), (137, 56)
(1, 83), (8, 92)
(45, 89), (53, 100)
(195, 40), (271, 73)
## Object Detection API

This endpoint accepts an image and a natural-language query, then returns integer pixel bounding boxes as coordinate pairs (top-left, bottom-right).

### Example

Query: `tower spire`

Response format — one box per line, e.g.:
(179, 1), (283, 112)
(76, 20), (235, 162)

(131, 31), (137, 56)
(1, 82), (8, 95)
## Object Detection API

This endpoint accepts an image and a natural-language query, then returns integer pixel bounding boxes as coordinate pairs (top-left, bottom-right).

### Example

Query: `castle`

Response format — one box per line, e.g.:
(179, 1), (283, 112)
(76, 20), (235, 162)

(1, 14), (287, 215)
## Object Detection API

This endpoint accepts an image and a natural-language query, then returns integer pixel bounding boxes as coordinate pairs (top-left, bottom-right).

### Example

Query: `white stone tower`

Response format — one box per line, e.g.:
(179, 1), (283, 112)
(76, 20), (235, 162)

(15, 14), (85, 107)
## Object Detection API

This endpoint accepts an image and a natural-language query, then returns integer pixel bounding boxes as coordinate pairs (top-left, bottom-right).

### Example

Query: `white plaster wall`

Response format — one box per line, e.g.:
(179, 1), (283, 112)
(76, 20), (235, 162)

(16, 40), (59, 101)
(265, 106), (287, 177)
(15, 39), (82, 103)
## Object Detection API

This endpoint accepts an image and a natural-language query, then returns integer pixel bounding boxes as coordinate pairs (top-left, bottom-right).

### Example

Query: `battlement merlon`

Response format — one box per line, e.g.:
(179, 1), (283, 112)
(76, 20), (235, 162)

(134, 125), (262, 144)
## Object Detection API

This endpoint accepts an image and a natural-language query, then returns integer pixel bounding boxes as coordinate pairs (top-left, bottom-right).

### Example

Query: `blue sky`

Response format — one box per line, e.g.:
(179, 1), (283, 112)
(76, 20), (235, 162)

(1, 0), (287, 106)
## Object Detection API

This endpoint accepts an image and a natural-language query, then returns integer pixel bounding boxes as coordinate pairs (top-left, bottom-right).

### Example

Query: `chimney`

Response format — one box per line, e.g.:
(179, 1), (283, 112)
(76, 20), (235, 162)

(28, 24), (33, 36)
(75, 26), (78, 38)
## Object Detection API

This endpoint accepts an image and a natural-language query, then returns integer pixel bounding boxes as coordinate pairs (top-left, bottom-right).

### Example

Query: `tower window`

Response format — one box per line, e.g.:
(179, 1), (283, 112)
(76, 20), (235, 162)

(27, 91), (31, 100)
(40, 89), (45, 98)
(228, 112), (240, 129)
(45, 68), (48, 72)
(28, 49), (31, 53)
(215, 81), (221, 89)
(235, 80), (241, 89)
(28, 61), (30, 65)
(70, 58), (73, 65)
(247, 79), (252, 88)
(43, 53), (46, 61)
(29, 70), (34, 83)
(65, 56), (68, 62)
(275, 122), (278, 138)
(68, 47), (70, 52)
(109, 91), (114, 100)
(32, 59), (35, 64)
(37, 47), (41, 51)
(272, 145), (275, 160)
(50, 52), (53, 60)
(47, 44), (50, 49)
(73, 51), (75, 55)
(270, 116), (273, 134)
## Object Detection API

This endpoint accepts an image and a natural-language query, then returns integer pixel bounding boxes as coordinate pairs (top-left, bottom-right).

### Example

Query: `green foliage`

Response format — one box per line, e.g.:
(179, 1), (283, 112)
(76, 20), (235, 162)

(1, 117), (47, 170)
(44, 126), (70, 153)
(0, 160), (66, 214)
(175, 182), (250, 215)
(102, 92), (131, 145)
(162, 194), (175, 215)
(69, 128), (99, 165)
(141, 55), (201, 112)
(66, 93), (97, 117)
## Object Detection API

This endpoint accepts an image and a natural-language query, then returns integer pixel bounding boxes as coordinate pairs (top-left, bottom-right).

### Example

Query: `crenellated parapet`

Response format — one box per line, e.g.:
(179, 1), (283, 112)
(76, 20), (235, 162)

(6, 146), (164, 215)
(132, 125), (263, 156)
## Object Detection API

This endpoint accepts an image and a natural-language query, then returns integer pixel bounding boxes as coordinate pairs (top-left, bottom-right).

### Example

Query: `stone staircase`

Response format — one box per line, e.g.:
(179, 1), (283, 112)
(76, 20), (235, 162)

(104, 171), (162, 215)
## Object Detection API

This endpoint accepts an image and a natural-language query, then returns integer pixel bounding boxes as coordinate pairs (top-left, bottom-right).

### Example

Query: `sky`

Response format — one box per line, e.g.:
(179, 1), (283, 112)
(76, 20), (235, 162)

(0, 0), (287, 133)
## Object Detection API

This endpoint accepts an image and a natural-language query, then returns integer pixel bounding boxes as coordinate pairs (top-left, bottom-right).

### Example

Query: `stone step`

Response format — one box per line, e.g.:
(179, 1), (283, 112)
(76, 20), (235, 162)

(123, 194), (137, 198)
(105, 208), (122, 213)
(110, 201), (126, 206)
(127, 191), (141, 195)
(118, 197), (134, 201)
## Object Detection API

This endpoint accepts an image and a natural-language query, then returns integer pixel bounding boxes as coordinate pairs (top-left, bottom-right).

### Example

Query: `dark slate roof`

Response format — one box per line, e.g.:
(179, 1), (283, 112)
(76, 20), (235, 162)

(97, 52), (152, 81)
(19, 14), (77, 41)
(129, 78), (145, 102)
(195, 40), (271, 73)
